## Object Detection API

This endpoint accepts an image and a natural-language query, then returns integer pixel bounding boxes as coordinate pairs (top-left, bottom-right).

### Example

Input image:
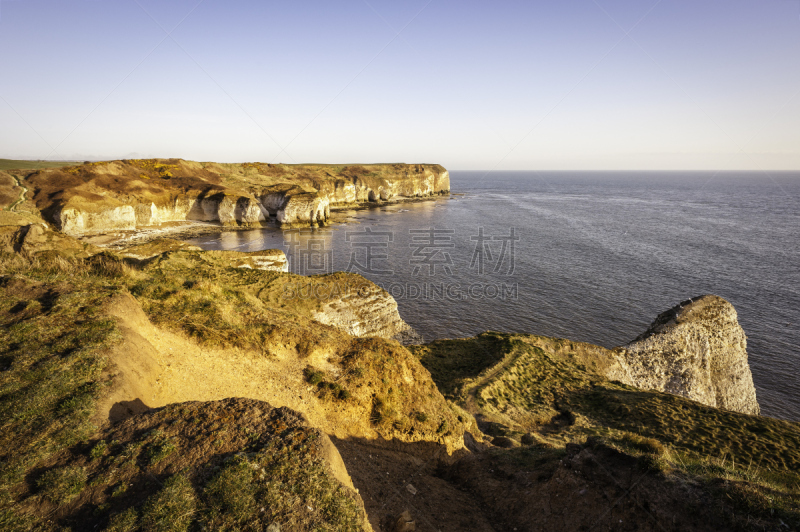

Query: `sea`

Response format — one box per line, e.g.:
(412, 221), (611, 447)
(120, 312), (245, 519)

(185, 171), (800, 422)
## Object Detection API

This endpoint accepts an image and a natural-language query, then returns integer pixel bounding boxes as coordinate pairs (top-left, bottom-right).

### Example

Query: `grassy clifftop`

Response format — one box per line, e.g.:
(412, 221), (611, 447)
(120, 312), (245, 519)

(0, 159), (77, 172)
(413, 333), (800, 529)
(1, 216), (799, 531)
(0, 220), (465, 530)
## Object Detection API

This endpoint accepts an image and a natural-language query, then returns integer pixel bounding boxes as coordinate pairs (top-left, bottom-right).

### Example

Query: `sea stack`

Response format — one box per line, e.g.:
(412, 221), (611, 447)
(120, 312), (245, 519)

(618, 295), (760, 415)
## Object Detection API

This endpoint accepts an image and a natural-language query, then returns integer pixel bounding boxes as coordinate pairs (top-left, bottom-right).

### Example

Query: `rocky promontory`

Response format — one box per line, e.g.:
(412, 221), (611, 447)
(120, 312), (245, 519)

(617, 295), (760, 415)
(11, 159), (449, 235)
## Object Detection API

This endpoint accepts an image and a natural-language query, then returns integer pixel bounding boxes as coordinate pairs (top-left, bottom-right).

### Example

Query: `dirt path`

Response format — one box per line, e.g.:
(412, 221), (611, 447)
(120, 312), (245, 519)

(462, 344), (521, 416)
(9, 174), (28, 212)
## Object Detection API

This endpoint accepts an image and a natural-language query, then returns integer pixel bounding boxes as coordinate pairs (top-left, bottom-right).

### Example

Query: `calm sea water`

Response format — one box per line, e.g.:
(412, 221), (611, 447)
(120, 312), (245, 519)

(186, 171), (800, 422)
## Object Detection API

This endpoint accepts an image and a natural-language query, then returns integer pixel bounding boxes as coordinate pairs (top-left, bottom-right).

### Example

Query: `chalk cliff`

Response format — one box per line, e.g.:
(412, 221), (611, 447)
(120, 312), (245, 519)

(312, 284), (422, 343)
(616, 295), (760, 415)
(19, 160), (449, 235)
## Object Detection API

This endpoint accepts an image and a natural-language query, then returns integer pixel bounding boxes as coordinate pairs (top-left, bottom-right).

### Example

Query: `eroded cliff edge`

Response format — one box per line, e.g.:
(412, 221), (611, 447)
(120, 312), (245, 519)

(617, 295), (760, 415)
(13, 160), (450, 235)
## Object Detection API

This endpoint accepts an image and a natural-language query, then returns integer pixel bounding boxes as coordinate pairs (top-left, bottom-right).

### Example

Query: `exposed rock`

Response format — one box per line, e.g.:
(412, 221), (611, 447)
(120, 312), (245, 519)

(617, 295), (759, 415)
(276, 191), (330, 226)
(392, 327), (425, 346)
(56, 193), (269, 236)
(22, 160), (449, 235)
(394, 511), (416, 532)
(231, 249), (289, 272)
(518, 298), (760, 415)
(312, 283), (419, 340)
(58, 204), (137, 235)
(0, 221), (96, 258)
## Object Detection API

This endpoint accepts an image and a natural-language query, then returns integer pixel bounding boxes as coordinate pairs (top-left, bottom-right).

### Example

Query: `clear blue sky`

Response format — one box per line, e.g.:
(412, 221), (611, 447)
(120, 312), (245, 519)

(1, 0), (798, 170)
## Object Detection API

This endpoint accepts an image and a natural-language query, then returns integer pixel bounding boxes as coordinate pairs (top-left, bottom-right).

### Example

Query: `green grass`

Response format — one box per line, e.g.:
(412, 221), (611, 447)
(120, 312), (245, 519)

(569, 386), (800, 472)
(0, 249), (374, 530)
(409, 332), (512, 396)
(36, 465), (87, 505)
(252, 436), (363, 531)
(145, 436), (177, 465)
(4, 232), (799, 529)
(0, 159), (78, 172)
(128, 250), (363, 355)
(105, 507), (138, 532)
(304, 366), (325, 385)
(305, 367), (352, 401)
(141, 475), (196, 532)
(203, 456), (257, 527)
(0, 256), (120, 509)
(103, 404), (363, 532)
(90, 440), (109, 459)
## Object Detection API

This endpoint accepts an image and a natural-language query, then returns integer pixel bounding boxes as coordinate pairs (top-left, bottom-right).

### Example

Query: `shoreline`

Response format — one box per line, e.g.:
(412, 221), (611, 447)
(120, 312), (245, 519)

(87, 194), (452, 249)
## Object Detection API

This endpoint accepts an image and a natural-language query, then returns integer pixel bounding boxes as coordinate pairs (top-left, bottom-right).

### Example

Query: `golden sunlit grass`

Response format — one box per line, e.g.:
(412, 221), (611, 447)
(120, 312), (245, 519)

(126, 159), (178, 179)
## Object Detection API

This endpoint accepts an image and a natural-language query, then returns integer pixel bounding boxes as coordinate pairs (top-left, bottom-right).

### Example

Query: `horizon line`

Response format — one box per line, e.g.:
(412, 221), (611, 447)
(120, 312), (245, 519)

(1, 157), (799, 173)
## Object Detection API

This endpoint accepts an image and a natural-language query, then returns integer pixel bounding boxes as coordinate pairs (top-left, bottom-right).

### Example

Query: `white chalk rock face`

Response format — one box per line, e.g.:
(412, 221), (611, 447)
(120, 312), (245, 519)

(167, 199), (197, 223)
(134, 200), (198, 226)
(277, 193), (330, 226)
(233, 249), (288, 273)
(312, 284), (420, 343)
(56, 194), (269, 235)
(215, 195), (267, 225)
(58, 206), (137, 236)
(618, 295), (760, 415)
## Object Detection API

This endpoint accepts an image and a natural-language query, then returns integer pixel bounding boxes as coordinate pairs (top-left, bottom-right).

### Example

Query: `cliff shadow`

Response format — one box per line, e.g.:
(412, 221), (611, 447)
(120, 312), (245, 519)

(186, 188), (228, 221)
(329, 435), (495, 532)
(560, 385), (800, 473)
(109, 398), (151, 423)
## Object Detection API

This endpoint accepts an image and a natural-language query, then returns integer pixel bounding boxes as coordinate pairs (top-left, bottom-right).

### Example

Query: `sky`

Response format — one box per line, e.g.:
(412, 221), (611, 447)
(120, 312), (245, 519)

(0, 0), (799, 170)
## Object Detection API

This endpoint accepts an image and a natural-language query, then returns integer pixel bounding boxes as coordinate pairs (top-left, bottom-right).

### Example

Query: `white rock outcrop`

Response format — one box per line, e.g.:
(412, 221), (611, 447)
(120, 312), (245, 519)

(232, 249), (288, 273)
(616, 295), (759, 415)
(312, 284), (421, 343)
(57, 195), (270, 236)
(276, 193), (330, 226)
(58, 206), (137, 235)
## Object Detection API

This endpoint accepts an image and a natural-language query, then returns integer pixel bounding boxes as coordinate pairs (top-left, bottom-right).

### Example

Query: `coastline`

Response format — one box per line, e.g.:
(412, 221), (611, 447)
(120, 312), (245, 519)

(87, 194), (452, 249)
